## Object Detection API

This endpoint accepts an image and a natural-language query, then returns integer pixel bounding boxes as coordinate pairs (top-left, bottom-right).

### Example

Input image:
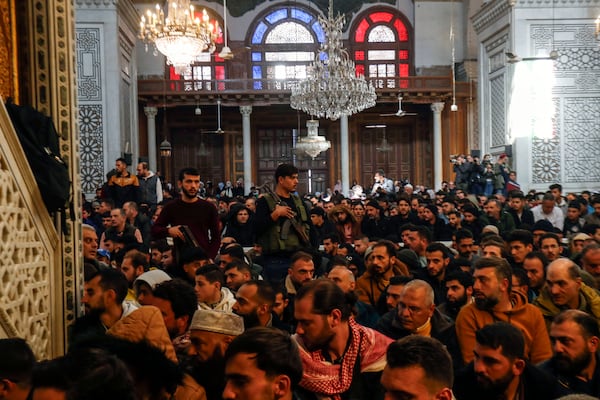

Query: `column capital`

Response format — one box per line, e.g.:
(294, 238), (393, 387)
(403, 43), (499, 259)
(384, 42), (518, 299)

(240, 105), (252, 116)
(431, 102), (445, 114)
(144, 106), (158, 117)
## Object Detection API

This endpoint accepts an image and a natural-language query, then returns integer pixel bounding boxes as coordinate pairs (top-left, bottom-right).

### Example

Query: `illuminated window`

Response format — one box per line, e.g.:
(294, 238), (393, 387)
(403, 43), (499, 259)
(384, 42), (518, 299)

(351, 9), (413, 87)
(248, 6), (322, 83)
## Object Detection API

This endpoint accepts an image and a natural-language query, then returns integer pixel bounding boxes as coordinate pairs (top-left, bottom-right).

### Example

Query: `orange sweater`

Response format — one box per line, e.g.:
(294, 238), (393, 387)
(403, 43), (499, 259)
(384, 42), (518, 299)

(455, 290), (552, 365)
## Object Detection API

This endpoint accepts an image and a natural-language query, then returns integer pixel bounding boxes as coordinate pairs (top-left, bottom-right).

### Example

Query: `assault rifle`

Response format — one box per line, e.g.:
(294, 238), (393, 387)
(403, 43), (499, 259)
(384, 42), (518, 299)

(179, 225), (200, 248)
(258, 183), (310, 245)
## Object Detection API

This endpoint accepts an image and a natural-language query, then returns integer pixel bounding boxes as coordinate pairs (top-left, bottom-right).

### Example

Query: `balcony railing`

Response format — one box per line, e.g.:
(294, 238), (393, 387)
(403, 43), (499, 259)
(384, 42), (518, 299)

(138, 76), (472, 105)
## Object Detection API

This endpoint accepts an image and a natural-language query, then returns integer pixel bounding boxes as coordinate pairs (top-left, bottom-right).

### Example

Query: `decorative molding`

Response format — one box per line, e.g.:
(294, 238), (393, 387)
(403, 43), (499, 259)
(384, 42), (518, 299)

(515, 0), (600, 7)
(490, 75), (505, 147)
(76, 27), (102, 101)
(28, 0), (82, 355)
(75, 0), (117, 9)
(79, 105), (105, 194)
(563, 97), (600, 183)
(472, 0), (511, 35)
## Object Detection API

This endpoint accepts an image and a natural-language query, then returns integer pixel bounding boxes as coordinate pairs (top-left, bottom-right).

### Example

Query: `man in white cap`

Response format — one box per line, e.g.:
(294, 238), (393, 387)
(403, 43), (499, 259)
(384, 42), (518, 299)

(133, 269), (171, 306)
(188, 309), (244, 400)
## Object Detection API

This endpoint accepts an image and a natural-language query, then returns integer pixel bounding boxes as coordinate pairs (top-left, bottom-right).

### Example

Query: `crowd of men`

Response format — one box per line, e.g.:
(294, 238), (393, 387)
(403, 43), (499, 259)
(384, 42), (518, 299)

(4, 158), (600, 400)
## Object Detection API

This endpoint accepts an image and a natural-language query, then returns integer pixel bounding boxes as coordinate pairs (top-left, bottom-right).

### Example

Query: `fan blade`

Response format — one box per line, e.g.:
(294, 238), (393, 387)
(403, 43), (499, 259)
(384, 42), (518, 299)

(380, 113), (399, 117)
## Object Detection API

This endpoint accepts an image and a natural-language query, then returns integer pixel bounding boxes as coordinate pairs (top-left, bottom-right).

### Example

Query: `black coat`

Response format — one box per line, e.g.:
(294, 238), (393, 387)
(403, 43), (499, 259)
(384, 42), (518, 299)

(375, 308), (463, 371)
(454, 361), (567, 400)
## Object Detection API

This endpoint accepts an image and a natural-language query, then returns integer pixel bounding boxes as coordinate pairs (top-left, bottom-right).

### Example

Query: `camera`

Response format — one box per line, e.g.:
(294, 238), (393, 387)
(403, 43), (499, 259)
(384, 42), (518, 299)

(449, 154), (459, 164)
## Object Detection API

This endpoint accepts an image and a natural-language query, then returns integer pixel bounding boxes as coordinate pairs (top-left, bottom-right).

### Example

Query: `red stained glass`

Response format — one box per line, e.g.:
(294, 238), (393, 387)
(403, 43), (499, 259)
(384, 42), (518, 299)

(169, 67), (180, 80)
(400, 79), (409, 89)
(399, 64), (409, 77)
(369, 12), (393, 23)
(355, 19), (369, 42)
(394, 20), (408, 41)
(355, 51), (365, 61)
(355, 64), (365, 76)
(216, 66), (225, 80)
(214, 54), (224, 62)
(398, 50), (408, 60)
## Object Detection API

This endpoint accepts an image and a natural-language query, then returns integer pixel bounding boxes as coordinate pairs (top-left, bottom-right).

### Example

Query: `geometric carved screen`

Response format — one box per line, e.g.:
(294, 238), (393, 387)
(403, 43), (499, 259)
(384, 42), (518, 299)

(530, 23), (600, 184)
(76, 27), (105, 196)
(0, 102), (58, 360)
(490, 75), (505, 147)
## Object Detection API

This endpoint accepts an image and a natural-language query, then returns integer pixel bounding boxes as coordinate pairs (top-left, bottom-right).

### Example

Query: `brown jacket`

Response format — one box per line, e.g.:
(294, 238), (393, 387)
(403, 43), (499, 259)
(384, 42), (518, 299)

(356, 261), (409, 306)
(108, 306), (207, 400)
(455, 290), (552, 365)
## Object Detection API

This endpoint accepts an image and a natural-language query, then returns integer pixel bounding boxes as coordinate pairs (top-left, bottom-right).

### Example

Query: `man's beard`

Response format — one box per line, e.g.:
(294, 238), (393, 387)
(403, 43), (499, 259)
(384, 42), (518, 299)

(303, 329), (335, 352)
(181, 187), (197, 200)
(236, 309), (261, 329)
(447, 294), (468, 314)
(476, 369), (515, 396)
(552, 349), (592, 376)
(474, 294), (499, 311)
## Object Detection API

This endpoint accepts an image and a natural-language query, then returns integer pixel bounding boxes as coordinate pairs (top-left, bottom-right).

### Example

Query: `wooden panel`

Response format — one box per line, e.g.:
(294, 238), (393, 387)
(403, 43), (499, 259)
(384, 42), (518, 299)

(360, 124), (415, 187)
(171, 129), (224, 184)
(256, 127), (328, 195)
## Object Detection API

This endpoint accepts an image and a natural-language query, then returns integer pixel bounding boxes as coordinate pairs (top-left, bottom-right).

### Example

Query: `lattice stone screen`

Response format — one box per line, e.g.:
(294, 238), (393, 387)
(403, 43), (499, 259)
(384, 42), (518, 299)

(0, 100), (59, 359)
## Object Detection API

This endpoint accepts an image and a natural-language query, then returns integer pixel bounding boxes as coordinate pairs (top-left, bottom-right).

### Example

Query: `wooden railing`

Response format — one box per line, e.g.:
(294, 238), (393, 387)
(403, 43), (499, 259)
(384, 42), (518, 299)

(138, 76), (472, 104)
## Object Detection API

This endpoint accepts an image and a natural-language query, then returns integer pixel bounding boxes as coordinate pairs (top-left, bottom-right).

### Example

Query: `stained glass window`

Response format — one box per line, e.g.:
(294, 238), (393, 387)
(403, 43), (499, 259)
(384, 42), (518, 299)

(266, 22), (314, 44)
(265, 51), (314, 62)
(249, 6), (322, 82)
(368, 26), (395, 43)
(351, 9), (412, 84)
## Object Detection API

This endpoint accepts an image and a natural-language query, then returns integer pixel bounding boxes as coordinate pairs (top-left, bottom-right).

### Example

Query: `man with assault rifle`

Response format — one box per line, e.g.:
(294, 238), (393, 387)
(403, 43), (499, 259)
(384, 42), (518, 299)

(255, 163), (317, 284)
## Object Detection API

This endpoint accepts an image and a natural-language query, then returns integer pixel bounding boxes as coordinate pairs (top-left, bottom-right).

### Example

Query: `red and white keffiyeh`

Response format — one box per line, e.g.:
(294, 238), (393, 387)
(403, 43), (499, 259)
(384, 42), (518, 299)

(294, 317), (392, 399)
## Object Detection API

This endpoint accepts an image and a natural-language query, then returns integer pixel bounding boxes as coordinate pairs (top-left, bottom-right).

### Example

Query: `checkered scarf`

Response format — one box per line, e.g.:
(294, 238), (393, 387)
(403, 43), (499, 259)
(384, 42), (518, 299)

(295, 318), (392, 399)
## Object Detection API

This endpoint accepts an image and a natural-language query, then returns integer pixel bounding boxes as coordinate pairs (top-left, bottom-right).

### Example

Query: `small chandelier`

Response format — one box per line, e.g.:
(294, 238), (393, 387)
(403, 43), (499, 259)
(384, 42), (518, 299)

(295, 119), (331, 159)
(140, 0), (218, 74)
(290, 0), (377, 121)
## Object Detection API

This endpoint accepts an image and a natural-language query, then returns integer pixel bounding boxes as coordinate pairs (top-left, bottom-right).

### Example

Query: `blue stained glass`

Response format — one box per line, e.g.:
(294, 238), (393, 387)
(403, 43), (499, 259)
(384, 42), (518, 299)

(253, 66), (262, 79)
(254, 81), (263, 90)
(252, 52), (262, 62)
(266, 9), (288, 24)
(252, 22), (268, 44)
(319, 52), (328, 61)
(291, 8), (312, 24)
(312, 22), (325, 43)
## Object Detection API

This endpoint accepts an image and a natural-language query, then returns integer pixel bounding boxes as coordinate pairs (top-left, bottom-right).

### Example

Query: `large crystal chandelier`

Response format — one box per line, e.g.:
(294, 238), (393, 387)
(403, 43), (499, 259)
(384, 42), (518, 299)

(295, 119), (331, 159)
(290, 0), (377, 121)
(140, 0), (217, 74)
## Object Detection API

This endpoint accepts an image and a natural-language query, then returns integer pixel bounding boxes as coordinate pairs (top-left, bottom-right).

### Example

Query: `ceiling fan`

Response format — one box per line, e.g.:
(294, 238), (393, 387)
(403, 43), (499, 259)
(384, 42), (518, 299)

(505, 50), (558, 64)
(380, 95), (418, 118)
(202, 99), (225, 134)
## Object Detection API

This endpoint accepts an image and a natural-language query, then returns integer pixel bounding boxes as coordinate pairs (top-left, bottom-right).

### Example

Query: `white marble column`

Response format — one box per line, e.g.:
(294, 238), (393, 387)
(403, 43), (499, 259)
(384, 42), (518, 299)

(144, 107), (158, 171)
(240, 106), (253, 195)
(431, 102), (445, 191)
(340, 114), (350, 197)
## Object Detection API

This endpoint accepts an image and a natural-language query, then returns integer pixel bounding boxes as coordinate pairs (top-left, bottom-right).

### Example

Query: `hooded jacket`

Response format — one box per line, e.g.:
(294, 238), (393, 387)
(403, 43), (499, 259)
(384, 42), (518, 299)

(534, 283), (600, 331)
(198, 287), (236, 312)
(455, 290), (552, 364)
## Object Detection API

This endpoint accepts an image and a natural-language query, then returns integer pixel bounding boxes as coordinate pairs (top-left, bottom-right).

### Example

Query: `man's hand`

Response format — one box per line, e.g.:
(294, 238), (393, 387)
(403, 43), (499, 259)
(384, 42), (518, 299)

(168, 225), (185, 240)
(272, 204), (295, 220)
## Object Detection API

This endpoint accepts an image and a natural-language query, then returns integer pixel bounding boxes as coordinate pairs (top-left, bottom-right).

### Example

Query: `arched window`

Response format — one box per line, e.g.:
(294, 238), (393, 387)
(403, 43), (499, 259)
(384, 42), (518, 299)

(351, 9), (413, 89)
(247, 6), (324, 89)
(167, 9), (225, 90)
